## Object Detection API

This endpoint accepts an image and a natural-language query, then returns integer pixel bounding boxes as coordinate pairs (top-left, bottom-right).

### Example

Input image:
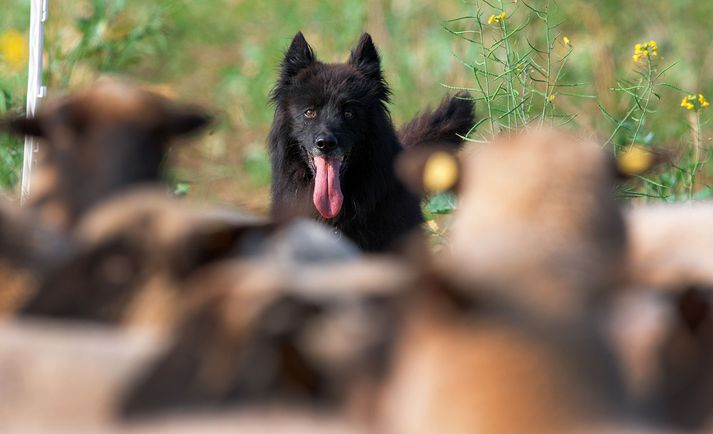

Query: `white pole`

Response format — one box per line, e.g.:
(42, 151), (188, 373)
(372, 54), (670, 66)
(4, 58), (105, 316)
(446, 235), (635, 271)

(21, 0), (47, 204)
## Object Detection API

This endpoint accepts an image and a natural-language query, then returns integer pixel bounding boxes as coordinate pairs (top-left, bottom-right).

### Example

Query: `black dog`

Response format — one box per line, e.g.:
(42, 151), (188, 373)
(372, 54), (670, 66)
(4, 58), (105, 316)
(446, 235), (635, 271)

(268, 32), (474, 251)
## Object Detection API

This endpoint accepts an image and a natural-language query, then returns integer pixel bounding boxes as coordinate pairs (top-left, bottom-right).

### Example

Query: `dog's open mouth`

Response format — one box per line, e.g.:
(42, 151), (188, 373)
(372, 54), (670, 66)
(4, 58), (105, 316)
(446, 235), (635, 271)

(312, 155), (344, 219)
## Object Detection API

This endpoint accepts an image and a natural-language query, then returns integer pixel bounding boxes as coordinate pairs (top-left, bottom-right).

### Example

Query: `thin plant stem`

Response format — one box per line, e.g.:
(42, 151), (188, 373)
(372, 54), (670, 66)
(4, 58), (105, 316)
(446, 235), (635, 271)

(540, 4), (552, 125)
(688, 110), (702, 199)
(630, 59), (655, 146)
(498, 0), (518, 131)
(475, 3), (496, 137)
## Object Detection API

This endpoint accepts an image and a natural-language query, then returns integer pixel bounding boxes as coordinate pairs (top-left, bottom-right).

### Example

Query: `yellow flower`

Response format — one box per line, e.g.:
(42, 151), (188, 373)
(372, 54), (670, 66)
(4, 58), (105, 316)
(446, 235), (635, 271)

(0, 29), (27, 71)
(632, 39), (658, 63)
(547, 94), (556, 102)
(680, 95), (695, 110)
(488, 11), (507, 24)
(680, 94), (709, 111)
(563, 36), (571, 46)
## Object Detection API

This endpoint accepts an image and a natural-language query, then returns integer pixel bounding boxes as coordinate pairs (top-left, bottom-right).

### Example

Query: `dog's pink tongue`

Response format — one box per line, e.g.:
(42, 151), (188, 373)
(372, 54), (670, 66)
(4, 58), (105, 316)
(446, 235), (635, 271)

(312, 155), (343, 219)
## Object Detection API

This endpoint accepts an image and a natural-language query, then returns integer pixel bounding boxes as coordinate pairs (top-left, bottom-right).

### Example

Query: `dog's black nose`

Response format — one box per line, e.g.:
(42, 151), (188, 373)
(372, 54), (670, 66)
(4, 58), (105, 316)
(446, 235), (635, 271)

(315, 134), (338, 152)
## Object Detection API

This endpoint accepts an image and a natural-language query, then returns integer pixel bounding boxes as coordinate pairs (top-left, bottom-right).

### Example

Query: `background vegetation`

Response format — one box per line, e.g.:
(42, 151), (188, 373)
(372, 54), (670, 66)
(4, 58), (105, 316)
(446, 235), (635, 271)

(1, 0), (712, 215)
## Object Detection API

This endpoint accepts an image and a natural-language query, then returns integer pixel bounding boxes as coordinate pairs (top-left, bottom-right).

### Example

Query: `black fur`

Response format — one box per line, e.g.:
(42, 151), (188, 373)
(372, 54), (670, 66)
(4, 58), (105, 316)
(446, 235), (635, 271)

(268, 32), (474, 251)
(398, 92), (475, 149)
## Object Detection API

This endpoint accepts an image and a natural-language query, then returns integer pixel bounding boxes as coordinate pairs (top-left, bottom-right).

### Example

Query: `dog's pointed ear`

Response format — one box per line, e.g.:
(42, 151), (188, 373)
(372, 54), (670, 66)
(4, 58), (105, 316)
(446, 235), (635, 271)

(1, 115), (45, 138)
(349, 33), (382, 80)
(281, 31), (316, 79)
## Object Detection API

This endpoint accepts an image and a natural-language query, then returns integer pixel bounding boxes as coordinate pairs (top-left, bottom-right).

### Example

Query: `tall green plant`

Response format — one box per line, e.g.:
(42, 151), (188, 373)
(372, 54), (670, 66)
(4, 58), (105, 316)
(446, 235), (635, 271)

(443, 0), (583, 141)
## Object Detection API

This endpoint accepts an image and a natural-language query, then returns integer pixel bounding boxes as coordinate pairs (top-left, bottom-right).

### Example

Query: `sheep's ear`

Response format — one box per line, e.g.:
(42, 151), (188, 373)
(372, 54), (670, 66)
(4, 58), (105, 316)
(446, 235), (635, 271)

(2, 116), (45, 138)
(280, 31), (316, 79)
(349, 33), (382, 81)
(163, 105), (212, 138)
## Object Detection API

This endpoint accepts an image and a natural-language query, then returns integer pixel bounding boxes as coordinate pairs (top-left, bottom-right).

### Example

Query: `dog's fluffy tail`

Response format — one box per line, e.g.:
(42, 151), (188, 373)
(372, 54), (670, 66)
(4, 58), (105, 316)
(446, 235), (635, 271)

(398, 92), (475, 149)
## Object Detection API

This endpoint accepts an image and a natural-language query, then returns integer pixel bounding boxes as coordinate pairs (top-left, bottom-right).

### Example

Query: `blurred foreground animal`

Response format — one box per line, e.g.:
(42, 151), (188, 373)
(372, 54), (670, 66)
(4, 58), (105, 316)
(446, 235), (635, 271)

(120, 128), (668, 433)
(19, 189), (273, 333)
(0, 201), (74, 313)
(1, 79), (210, 229)
(378, 128), (651, 434)
(447, 128), (627, 319)
(0, 79), (212, 317)
(0, 315), (369, 434)
(4, 103), (703, 434)
(118, 220), (410, 419)
(615, 203), (713, 430)
(0, 220), (411, 433)
(268, 32), (474, 251)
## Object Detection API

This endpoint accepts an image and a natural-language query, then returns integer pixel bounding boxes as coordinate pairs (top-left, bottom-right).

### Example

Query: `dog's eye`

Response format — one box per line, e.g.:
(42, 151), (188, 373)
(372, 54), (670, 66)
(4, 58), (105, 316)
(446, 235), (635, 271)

(304, 109), (317, 119)
(344, 110), (353, 119)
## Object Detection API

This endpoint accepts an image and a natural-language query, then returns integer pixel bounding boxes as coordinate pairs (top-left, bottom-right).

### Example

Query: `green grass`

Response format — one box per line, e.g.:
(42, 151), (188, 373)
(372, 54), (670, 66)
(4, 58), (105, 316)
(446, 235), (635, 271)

(0, 75), (25, 195)
(434, 0), (713, 213)
(1, 0), (712, 213)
